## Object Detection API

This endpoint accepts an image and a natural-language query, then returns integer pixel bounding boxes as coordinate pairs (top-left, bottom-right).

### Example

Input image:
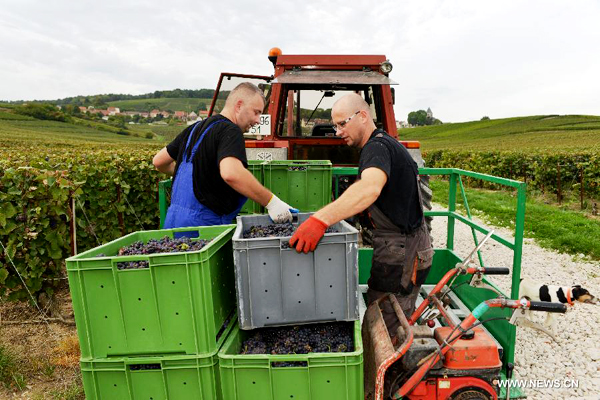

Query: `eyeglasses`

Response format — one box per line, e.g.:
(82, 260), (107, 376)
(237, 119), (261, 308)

(332, 111), (360, 132)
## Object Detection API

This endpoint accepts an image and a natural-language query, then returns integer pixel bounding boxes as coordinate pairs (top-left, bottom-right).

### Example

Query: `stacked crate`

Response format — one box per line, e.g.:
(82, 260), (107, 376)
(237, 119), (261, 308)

(262, 160), (333, 212)
(66, 225), (238, 400)
(218, 321), (364, 400)
(157, 160), (333, 227)
(222, 213), (364, 400)
(232, 213), (359, 329)
(240, 159), (333, 215)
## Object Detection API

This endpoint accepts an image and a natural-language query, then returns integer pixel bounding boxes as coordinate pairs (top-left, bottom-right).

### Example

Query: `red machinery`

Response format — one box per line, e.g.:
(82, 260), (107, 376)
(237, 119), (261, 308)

(362, 250), (567, 400)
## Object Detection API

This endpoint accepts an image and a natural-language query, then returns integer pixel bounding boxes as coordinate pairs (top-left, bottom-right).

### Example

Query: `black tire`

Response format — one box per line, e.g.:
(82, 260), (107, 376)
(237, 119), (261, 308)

(448, 386), (494, 400)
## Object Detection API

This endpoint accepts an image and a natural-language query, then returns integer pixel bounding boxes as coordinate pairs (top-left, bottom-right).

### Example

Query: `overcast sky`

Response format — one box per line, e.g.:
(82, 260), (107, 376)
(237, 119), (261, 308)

(2, 0), (599, 122)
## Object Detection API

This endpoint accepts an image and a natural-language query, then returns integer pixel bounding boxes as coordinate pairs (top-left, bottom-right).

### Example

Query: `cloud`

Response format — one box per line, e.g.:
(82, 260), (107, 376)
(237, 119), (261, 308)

(1, 0), (599, 121)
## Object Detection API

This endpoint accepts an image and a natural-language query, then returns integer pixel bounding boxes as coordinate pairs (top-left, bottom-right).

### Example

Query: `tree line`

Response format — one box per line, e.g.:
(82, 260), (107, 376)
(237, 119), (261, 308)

(6, 89), (223, 107)
(407, 110), (442, 126)
(55, 89), (223, 106)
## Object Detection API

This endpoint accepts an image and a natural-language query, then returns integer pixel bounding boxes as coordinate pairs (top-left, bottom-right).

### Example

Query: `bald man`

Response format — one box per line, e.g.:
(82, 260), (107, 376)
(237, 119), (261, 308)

(153, 82), (294, 228)
(289, 93), (433, 324)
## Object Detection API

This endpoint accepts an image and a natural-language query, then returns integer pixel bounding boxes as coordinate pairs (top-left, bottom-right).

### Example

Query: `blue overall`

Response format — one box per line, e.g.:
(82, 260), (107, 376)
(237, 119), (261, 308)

(163, 120), (247, 230)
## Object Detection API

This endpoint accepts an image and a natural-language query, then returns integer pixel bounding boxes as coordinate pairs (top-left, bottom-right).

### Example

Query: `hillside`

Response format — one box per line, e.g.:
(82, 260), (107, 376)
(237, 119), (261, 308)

(399, 115), (600, 153)
(0, 109), (162, 152)
(107, 97), (215, 113)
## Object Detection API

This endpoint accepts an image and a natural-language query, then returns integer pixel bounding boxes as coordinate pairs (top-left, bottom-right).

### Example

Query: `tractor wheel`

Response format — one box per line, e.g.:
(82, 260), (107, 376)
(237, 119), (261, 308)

(448, 386), (494, 400)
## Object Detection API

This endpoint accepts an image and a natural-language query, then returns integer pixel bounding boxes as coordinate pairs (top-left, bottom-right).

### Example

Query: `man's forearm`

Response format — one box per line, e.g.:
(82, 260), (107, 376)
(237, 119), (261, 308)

(313, 179), (380, 226)
(224, 168), (273, 206)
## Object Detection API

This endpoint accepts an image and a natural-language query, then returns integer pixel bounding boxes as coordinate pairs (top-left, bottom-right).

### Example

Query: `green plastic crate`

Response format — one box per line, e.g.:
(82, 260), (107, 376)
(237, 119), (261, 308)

(80, 321), (234, 400)
(218, 320), (363, 400)
(263, 160), (332, 212)
(239, 160), (265, 215)
(66, 225), (236, 359)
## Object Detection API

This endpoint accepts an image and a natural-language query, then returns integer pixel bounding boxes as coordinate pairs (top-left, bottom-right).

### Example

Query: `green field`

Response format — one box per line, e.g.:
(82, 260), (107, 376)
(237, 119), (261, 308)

(0, 116), (161, 152)
(399, 115), (600, 153)
(132, 123), (188, 142)
(107, 97), (215, 113)
(431, 178), (600, 261)
(0, 103), (194, 150)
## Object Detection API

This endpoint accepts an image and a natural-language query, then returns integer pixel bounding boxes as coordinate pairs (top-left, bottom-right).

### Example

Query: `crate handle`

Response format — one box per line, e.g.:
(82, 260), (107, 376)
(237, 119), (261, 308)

(271, 361), (308, 368)
(172, 229), (200, 239)
(110, 255), (151, 271)
(128, 363), (162, 371)
(287, 166), (308, 172)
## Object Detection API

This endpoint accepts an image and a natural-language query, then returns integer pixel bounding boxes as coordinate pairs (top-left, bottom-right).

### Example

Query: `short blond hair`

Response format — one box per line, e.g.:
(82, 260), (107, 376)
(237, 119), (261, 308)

(225, 82), (266, 108)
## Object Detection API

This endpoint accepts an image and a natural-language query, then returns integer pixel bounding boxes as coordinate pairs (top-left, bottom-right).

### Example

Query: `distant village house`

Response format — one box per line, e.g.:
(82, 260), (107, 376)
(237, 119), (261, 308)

(71, 104), (200, 123)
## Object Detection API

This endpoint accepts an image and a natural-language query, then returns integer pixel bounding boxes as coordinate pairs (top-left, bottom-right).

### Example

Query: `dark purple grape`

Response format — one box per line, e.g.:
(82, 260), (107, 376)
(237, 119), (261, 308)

(107, 236), (212, 270)
(242, 223), (338, 242)
(239, 322), (353, 356)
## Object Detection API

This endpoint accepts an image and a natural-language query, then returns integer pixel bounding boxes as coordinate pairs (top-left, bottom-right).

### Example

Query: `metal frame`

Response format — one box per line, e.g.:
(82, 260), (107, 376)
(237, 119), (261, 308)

(157, 167), (527, 375)
(158, 179), (171, 229)
(334, 167), (526, 377)
(208, 72), (273, 117)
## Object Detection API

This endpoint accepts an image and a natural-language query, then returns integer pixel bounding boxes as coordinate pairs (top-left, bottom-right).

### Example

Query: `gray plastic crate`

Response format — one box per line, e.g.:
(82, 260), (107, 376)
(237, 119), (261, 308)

(232, 213), (359, 330)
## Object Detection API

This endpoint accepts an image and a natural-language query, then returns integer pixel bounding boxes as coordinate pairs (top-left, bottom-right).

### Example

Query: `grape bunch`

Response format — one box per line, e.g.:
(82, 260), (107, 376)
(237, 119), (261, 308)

(243, 223), (338, 239)
(95, 236), (211, 270)
(240, 322), (353, 356)
(243, 223), (296, 238)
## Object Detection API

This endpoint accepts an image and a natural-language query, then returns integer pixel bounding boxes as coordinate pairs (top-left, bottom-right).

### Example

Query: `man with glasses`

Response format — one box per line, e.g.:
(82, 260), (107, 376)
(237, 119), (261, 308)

(289, 93), (433, 329)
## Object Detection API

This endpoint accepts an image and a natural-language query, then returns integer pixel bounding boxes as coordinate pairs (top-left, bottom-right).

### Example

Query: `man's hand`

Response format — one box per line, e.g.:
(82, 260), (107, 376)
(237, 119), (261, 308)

(266, 194), (295, 223)
(289, 216), (328, 253)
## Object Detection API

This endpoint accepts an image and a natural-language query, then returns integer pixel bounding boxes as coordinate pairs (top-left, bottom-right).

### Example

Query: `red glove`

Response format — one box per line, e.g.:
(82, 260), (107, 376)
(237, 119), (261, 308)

(289, 216), (329, 253)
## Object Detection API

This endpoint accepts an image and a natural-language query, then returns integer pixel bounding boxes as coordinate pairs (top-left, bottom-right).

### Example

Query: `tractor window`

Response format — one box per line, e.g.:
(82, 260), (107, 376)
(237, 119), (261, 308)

(211, 76), (271, 115)
(209, 74), (272, 138)
(278, 86), (383, 137)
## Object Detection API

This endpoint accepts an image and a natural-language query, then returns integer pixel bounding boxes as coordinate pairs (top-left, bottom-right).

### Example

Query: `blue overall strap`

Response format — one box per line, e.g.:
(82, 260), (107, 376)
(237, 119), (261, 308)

(182, 121), (204, 162)
(183, 119), (226, 162)
(164, 116), (244, 231)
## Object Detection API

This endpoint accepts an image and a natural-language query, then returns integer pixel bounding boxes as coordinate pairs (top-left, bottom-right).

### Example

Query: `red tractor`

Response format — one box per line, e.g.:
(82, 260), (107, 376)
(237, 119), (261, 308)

(207, 48), (433, 237)
(208, 48), (425, 165)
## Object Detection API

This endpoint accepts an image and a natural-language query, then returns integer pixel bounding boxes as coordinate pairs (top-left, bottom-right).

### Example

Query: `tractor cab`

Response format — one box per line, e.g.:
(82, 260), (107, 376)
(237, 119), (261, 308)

(207, 49), (423, 166)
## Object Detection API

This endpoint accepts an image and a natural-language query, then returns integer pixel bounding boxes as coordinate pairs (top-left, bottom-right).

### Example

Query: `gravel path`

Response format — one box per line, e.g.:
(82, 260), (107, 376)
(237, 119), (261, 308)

(430, 204), (600, 400)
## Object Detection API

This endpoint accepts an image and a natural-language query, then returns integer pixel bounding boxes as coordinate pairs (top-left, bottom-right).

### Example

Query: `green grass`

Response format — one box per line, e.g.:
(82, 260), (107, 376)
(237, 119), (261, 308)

(430, 178), (600, 260)
(0, 117), (162, 151)
(132, 123), (187, 142)
(48, 383), (85, 400)
(0, 110), (34, 120)
(400, 115), (600, 153)
(107, 97), (215, 113)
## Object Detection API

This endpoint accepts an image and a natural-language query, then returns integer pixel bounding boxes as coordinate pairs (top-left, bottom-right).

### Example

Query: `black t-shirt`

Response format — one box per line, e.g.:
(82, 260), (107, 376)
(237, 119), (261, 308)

(358, 129), (423, 233)
(166, 115), (248, 215)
